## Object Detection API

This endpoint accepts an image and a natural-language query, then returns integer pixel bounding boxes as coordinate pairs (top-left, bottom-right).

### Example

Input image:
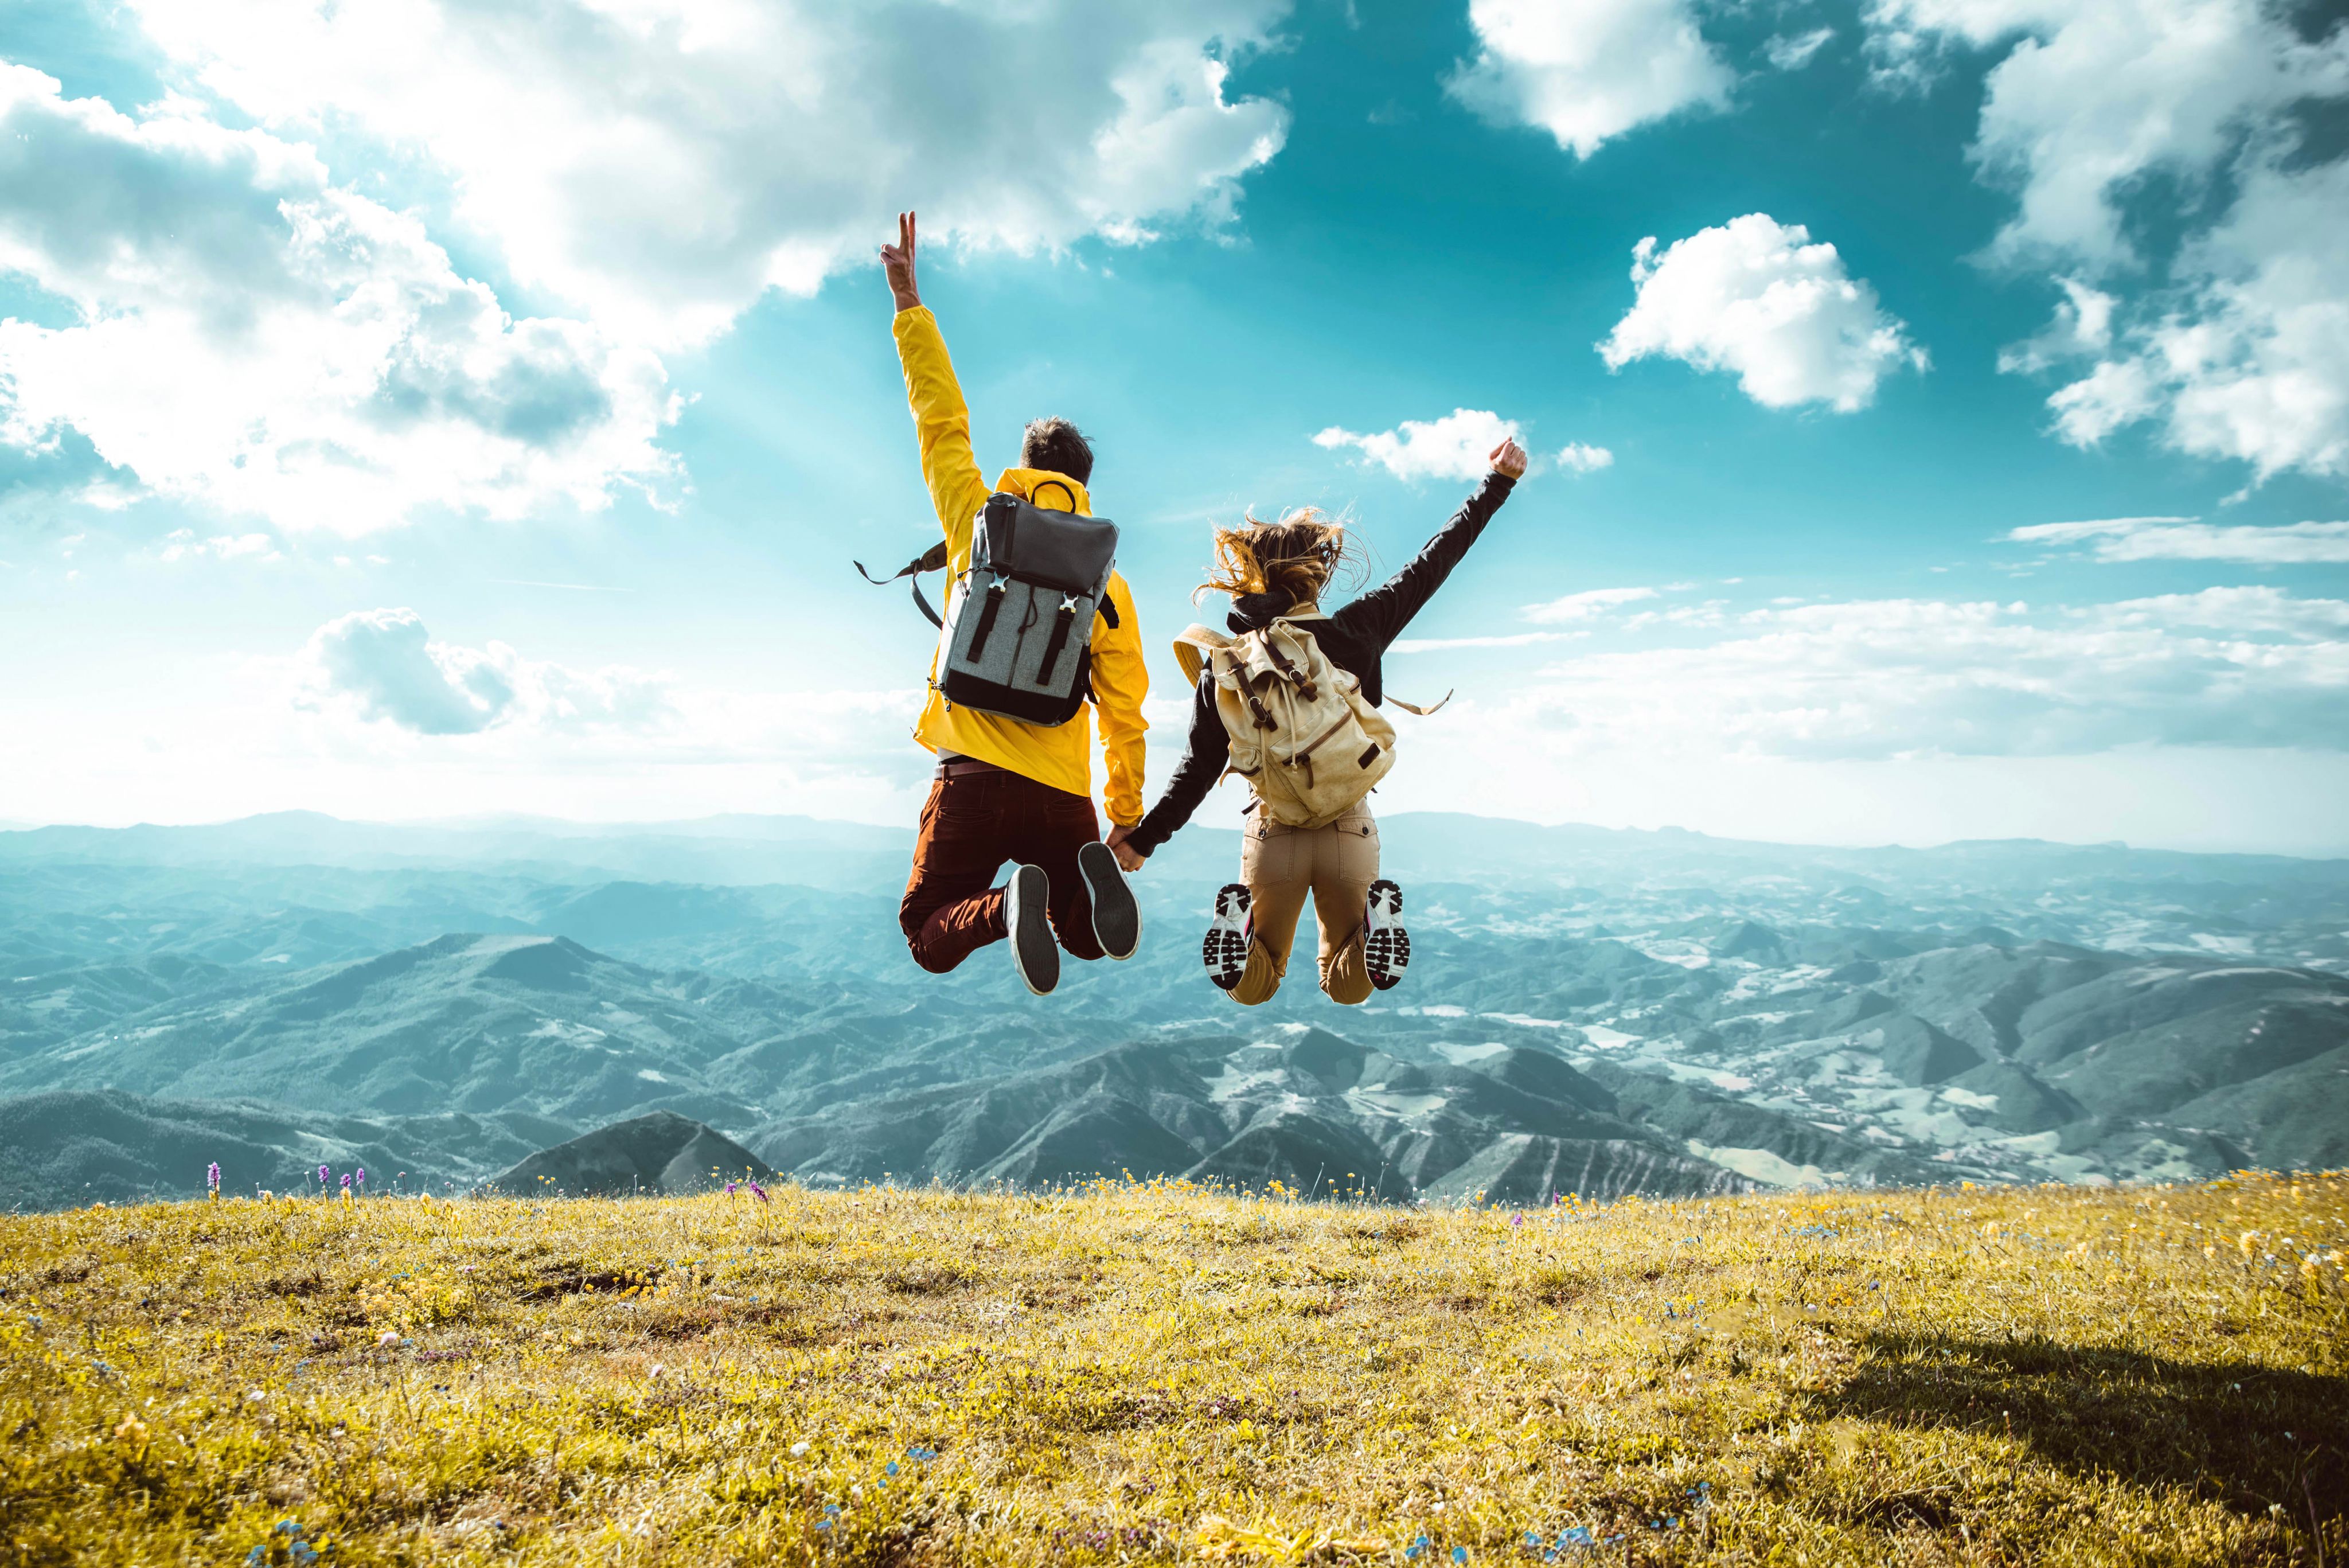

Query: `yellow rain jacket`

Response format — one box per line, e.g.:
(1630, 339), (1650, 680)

(892, 306), (1148, 825)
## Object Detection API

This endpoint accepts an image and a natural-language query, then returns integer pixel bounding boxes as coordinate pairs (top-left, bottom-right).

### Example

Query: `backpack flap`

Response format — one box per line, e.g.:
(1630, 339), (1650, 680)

(974, 489), (1118, 598)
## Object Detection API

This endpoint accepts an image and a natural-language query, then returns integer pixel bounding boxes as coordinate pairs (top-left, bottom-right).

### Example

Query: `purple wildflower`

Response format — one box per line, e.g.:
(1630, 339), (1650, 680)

(340, 1173), (352, 1193)
(725, 1181), (738, 1196)
(318, 1164), (330, 1189)
(748, 1181), (770, 1203)
(355, 1167), (365, 1192)
(206, 1162), (221, 1195)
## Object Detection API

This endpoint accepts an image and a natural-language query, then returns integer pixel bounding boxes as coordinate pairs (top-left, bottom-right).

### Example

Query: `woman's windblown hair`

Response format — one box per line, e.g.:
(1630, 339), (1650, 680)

(1199, 508), (1365, 618)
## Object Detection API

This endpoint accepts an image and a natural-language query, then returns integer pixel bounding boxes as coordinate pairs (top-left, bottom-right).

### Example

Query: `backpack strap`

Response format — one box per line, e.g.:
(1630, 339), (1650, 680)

(855, 541), (949, 630)
(1389, 690), (1453, 717)
(966, 578), (1008, 658)
(1036, 595), (1080, 685)
(1260, 625), (1320, 700)
(1172, 624), (1234, 689)
(1029, 478), (1079, 512)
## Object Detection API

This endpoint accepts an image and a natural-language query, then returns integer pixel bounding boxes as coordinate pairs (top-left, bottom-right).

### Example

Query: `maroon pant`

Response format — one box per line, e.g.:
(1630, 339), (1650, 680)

(899, 765), (1106, 974)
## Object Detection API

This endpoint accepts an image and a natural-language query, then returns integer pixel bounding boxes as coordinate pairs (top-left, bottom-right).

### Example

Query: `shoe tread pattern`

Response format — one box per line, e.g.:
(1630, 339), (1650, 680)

(1364, 879), (1408, 992)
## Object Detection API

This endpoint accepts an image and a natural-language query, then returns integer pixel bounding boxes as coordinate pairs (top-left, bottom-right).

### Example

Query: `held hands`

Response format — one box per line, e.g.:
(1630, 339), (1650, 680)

(1489, 437), (1529, 480)
(880, 210), (920, 311)
(1106, 823), (1147, 873)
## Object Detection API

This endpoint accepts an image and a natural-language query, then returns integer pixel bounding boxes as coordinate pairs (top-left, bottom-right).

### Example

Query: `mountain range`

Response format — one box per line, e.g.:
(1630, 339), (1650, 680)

(2, 810), (2343, 1210)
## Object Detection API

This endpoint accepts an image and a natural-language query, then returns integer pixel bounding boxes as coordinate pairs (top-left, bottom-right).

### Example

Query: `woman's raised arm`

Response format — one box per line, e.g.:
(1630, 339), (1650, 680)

(1337, 437), (1528, 653)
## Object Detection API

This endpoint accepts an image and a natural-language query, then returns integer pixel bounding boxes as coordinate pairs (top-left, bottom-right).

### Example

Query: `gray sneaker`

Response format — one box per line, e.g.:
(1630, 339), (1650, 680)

(1077, 840), (1142, 960)
(1005, 864), (1059, 996)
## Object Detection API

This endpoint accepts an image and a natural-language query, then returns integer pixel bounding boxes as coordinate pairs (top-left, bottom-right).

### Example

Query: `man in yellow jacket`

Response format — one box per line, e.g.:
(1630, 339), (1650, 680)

(881, 212), (1148, 996)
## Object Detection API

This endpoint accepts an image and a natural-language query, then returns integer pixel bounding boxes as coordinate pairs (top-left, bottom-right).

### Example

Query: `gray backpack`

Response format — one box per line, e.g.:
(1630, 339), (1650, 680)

(857, 481), (1119, 728)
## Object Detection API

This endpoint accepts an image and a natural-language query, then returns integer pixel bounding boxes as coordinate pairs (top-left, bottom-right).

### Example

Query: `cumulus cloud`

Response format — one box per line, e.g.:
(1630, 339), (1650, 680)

(1524, 586), (1659, 624)
(1446, 0), (1733, 158)
(2008, 517), (2349, 563)
(1866, 0), (2349, 481)
(298, 607), (669, 735)
(126, 0), (1293, 346)
(1556, 442), (1616, 473)
(1598, 216), (1929, 411)
(0, 65), (679, 533)
(1871, 0), (2348, 267)
(1496, 590), (2349, 759)
(2043, 158), (2349, 480)
(1314, 409), (1522, 482)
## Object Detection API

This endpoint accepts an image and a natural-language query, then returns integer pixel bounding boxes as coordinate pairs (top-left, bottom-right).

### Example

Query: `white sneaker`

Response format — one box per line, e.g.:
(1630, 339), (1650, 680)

(1363, 879), (1409, 991)
(1203, 883), (1251, 991)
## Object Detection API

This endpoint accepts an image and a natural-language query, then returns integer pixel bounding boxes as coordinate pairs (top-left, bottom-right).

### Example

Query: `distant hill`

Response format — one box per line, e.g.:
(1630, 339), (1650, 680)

(748, 1026), (1762, 1203)
(487, 1110), (772, 1196)
(0, 933), (824, 1126)
(0, 1089), (566, 1208)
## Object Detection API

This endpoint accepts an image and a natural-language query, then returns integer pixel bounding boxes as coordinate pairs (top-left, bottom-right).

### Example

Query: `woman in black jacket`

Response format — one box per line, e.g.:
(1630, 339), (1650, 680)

(1109, 437), (1528, 1001)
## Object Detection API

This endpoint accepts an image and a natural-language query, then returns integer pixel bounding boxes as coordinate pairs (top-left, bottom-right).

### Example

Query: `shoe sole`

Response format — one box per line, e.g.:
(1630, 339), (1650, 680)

(1364, 878), (1408, 991)
(1077, 840), (1142, 961)
(1203, 883), (1251, 991)
(1006, 864), (1059, 996)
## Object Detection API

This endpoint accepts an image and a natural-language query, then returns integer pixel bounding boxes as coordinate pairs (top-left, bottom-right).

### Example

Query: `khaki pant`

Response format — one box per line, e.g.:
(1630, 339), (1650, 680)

(1231, 801), (1379, 1007)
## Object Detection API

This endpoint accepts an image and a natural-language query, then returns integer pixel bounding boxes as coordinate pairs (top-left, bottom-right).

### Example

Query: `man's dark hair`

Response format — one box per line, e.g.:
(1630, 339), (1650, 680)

(1021, 417), (1094, 485)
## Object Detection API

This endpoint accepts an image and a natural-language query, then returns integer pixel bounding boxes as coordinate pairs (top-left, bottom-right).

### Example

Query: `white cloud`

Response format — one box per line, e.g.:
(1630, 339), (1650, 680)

(1996, 275), (2116, 374)
(1555, 442), (1615, 473)
(1766, 28), (1836, 70)
(1390, 630), (1583, 653)
(1495, 590), (2349, 759)
(2008, 517), (2349, 563)
(1598, 215), (1929, 411)
(1446, 0), (1733, 158)
(0, 65), (679, 533)
(155, 529), (281, 563)
(1314, 408), (1522, 482)
(1867, 0), (2349, 481)
(126, 0), (1293, 347)
(1870, 0), (2349, 268)
(2098, 586), (2349, 634)
(1523, 585), (1657, 623)
(297, 607), (670, 735)
(2052, 157), (2349, 481)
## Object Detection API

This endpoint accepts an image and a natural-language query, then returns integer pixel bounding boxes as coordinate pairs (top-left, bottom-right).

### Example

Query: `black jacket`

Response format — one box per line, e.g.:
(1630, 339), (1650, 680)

(1124, 470), (1516, 855)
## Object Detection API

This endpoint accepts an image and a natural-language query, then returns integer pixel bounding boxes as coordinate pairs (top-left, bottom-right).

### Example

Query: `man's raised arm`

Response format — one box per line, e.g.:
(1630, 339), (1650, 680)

(884, 211), (987, 553)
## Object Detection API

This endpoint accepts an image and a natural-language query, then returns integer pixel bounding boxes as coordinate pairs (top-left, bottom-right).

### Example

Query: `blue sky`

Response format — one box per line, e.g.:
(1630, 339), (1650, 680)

(3, 0), (2346, 851)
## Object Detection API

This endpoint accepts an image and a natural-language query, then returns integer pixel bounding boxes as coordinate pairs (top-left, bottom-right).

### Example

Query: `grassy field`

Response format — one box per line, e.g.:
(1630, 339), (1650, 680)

(3, 1173), (2344, 1567)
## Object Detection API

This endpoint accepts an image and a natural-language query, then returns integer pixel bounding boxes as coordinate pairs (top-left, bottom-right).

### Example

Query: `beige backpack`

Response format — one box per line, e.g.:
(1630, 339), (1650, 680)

(1174, 616), (1446, 829)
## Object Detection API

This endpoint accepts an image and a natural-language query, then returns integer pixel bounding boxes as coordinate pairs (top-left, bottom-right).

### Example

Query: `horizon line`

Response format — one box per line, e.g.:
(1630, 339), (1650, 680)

(3, 807), (2347, 864)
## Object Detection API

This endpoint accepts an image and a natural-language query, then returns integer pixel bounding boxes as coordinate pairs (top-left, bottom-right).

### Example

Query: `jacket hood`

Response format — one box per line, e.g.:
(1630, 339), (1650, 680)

(993, 466), (1091, 516)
